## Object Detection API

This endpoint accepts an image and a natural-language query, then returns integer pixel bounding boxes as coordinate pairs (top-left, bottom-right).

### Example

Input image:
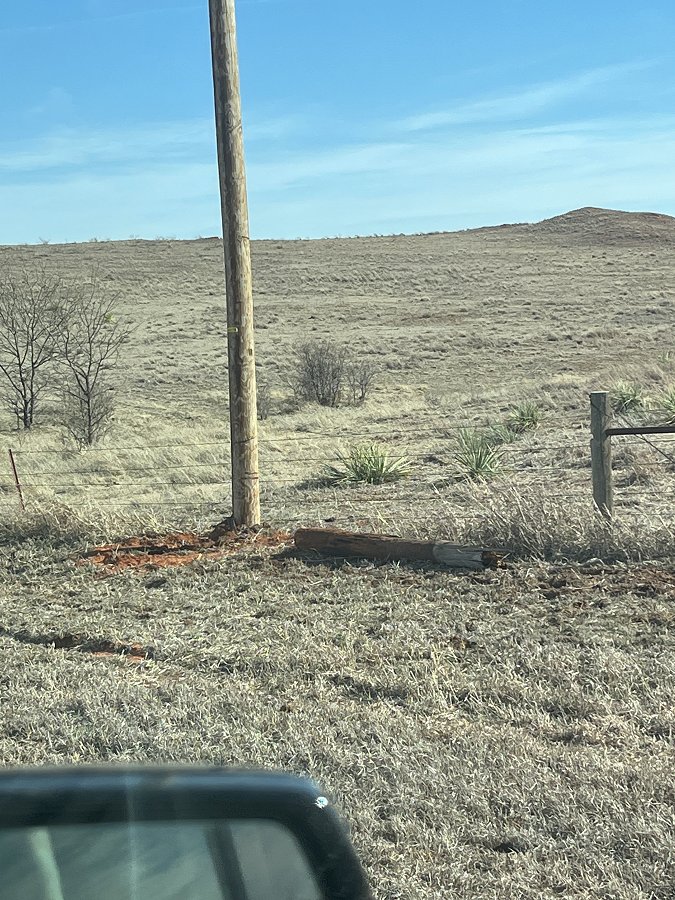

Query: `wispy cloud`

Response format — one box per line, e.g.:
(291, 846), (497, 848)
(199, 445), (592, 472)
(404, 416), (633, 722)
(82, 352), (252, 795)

(2, 111), (674, 244)
(242, 113), (675, 194)
(0, 58), (673, 243)
(0, 0), (294, 38)
(399, 61), (656, 132)
(0, 5), (201, 38)
(0, 112), (303, 174)
(0, 121), (211, 173)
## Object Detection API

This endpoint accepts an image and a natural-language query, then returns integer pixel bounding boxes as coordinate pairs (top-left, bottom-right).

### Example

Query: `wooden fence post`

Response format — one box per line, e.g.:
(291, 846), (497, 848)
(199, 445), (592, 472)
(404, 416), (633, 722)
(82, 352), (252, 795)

(590, 391), (613, 521)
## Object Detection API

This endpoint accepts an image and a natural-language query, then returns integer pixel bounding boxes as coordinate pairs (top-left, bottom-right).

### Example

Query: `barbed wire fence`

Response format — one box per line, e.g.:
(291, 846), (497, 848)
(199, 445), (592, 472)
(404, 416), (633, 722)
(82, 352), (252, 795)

(3, 401), (673, 529)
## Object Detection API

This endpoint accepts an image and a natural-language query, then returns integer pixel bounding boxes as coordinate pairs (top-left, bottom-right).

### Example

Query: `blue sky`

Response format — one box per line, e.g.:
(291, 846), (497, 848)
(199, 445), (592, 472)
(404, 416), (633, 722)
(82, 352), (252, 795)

(1, 0), (674, 244)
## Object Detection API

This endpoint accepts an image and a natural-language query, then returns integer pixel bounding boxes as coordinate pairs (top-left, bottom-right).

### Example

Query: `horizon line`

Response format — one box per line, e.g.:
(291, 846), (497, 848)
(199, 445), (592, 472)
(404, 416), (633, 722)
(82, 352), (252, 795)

(1, 205), (672, 249)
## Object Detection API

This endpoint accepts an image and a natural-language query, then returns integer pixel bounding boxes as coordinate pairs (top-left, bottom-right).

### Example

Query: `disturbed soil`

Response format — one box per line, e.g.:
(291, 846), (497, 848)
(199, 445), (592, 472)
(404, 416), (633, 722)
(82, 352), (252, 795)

(79, 527), (292, 573)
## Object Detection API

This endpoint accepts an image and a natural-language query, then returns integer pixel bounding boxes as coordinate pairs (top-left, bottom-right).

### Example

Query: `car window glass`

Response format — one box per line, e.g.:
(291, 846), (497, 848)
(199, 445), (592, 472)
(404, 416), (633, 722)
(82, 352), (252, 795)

(0, 819), (322, 900)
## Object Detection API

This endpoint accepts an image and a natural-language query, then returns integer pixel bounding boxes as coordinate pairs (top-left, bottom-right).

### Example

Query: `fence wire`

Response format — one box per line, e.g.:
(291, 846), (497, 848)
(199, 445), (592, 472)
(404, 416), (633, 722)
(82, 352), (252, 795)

(3, 408), (672, 520)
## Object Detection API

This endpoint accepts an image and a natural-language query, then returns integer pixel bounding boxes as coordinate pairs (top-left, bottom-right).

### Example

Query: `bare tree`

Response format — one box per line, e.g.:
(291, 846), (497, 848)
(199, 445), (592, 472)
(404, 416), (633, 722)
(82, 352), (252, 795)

(58, 274), (130, 447)
(0, 268), (66, 429)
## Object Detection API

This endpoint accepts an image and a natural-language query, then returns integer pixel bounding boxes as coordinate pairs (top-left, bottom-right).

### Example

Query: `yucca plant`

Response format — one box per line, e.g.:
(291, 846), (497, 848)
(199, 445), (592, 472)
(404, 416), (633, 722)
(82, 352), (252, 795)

(323, 444), (411, 485)
(610, 381), (646, 415)
(657, 386), (675, 425)
(506, 401), (543, 435)
(454, 429), (503, 481)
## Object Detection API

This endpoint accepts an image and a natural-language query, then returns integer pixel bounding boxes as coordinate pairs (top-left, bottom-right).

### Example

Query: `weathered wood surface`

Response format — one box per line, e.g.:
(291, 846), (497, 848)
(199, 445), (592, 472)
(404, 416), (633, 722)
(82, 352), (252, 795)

(295, 528), (503, 570)
(590, 391), (613, 521)
(208, 0), (260, 526)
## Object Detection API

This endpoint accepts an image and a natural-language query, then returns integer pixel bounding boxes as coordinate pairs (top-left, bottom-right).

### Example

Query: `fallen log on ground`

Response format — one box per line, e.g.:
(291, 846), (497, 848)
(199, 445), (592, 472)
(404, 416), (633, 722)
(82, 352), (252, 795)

(295, 527), (506, 570)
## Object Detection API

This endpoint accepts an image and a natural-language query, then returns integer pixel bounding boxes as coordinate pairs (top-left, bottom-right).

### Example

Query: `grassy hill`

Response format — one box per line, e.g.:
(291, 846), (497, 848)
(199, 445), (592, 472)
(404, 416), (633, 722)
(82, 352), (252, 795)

(0, 209), (673, 899)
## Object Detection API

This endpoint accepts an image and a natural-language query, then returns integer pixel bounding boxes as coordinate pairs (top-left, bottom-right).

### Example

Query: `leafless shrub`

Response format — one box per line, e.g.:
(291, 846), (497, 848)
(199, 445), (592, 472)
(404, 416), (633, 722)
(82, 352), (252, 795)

(293, 340), (378, 408)
(0, 267), (66, 429)
(293, 340), (348, 407)
(257, 379), (273, 420)
(58, 274), (130, 448)
(346, 359), (378, 405)
(62, 384), (116, 450)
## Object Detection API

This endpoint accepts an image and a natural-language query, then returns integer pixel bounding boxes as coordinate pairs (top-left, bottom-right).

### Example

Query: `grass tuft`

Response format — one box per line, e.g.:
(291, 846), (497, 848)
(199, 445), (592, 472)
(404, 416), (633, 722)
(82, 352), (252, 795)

(656, 386), (675, 425)
(426, 482), (674, 562)
(486, 423), (521, 447)
(506, 401), (544, 435)
(611, 381), (647, 415)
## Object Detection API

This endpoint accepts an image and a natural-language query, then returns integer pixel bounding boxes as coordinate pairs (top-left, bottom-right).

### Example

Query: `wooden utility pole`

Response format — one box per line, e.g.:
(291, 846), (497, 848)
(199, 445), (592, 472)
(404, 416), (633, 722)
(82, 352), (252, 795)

(590, 391), (613, 522)
(208, 0), (260, 526)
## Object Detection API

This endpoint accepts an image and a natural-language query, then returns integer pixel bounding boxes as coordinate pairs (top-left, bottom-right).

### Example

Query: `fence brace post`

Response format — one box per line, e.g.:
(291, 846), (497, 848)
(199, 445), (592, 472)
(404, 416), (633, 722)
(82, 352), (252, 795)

(590, 391), (613, 522)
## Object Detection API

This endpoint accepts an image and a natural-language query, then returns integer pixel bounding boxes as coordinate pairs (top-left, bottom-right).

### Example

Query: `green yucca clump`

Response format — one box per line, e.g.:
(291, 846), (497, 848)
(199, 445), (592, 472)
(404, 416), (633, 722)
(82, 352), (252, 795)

(506, 401), (544, 435)
(657, 386), (675, 425)
(323, 444), (411, 485)
(455, 429), (503, 481)
(610, 381), (646, 415)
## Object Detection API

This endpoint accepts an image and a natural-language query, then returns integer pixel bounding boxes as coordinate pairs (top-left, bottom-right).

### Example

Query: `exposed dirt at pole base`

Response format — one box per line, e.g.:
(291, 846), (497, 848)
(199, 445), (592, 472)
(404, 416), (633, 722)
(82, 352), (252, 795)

(79, 528), (293, 574)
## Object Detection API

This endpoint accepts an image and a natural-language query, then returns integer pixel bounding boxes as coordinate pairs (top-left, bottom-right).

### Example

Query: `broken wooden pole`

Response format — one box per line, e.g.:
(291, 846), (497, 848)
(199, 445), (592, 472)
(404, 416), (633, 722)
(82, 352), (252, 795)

(294, 527), (504, 570)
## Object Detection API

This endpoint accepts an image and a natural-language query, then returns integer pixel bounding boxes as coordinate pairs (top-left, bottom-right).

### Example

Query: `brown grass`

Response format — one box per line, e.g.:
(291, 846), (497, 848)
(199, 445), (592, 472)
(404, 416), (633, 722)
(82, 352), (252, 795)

(0, 210), (673, 535)
(0, 535), (674, 899)
(1, 211), (674, 898)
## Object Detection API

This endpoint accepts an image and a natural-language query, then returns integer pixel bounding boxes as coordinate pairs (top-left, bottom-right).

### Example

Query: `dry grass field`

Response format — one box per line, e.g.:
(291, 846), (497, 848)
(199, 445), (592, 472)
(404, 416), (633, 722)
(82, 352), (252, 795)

(1, 206), (674, 898)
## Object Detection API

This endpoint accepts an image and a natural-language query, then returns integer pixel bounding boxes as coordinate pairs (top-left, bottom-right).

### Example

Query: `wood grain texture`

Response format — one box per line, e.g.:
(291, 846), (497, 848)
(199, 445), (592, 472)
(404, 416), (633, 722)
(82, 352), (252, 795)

(590, 391), (613, 521)
(208, 0), (260, 526)
(295, 527), (492, 570)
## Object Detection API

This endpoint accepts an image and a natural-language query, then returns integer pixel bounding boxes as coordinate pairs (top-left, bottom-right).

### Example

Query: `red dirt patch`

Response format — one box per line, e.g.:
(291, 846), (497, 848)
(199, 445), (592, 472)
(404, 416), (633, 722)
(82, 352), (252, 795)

(79, 528), (292, 574)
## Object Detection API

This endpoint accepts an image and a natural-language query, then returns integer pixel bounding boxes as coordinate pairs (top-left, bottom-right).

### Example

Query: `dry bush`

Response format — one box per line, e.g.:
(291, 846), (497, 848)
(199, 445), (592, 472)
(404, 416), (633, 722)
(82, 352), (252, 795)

(257, 379), (273, 420)
(293, 340), (377, 408)
(346, 359), (378, 405)
(433, 482), (673, 562)
(62, 385), (115, 450)
(293, 340), (348, 407)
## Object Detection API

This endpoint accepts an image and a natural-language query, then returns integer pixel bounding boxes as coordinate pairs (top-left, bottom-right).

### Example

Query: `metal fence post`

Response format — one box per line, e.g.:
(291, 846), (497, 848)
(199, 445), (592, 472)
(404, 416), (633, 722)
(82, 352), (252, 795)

(8, 448), (26, 512)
